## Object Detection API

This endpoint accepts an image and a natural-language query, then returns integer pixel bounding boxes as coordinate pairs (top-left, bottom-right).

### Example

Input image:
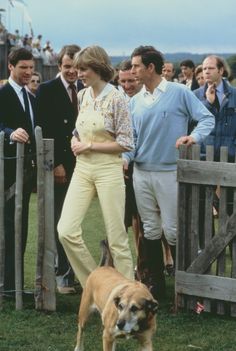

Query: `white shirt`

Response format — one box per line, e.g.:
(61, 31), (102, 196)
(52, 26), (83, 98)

(60, 74), (77, 102)
(142, 78), (167, 105)
(8, 76), (34, 127)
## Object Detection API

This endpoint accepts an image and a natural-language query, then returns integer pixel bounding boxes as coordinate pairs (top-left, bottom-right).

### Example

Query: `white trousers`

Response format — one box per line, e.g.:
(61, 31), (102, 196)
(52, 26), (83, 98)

(133, 167), (177, 246)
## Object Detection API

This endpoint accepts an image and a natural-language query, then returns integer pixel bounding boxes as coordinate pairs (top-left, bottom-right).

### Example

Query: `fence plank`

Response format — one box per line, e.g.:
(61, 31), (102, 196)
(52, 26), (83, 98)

(177, 159), (236, 186)
(35, 128), (56, 311)
(15, 143), (24, 310)
(176, 270), (236, 303)
(41, 138), (56, 311)
(176, 145), (189, 309)
(231, 152), (236, 316)
(203, 146), (214, 312)
(187, 145), (200, 310)
(0, 132), (4, 309)
(35, 127), (45, 309)
(216, 148), (228, 315)
(186, 213), (236, 274)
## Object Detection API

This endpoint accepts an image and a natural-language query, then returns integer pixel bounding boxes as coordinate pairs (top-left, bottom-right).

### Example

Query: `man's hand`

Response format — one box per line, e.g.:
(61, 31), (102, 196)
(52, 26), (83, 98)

(11, 128), (29, 143)
(176, 135), (196, 148)
(123, 158), (129, 179)
(205, 83), (217, 104)
(54, 164), (67, 184)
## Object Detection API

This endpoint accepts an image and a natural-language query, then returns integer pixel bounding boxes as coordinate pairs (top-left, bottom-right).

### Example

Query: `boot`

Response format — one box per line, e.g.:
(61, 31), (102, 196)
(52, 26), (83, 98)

(143, 238), (166, 300)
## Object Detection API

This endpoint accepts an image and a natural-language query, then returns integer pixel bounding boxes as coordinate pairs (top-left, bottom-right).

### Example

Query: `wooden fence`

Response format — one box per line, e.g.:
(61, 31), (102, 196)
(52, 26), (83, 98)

(0, 127), (56, 311)
(175, 144), (236, 317)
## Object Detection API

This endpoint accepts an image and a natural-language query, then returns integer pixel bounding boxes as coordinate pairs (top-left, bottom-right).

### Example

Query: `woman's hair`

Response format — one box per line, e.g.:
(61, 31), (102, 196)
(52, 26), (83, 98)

(195, 64), (203, 76)
(74, 45), (114, 82)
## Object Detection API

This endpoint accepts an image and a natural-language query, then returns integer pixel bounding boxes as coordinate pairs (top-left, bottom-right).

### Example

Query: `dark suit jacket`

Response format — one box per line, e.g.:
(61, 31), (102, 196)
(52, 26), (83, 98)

(0, 82), (36, 188)
(182, 76), (199, 91)
(36, 77), (83, 176)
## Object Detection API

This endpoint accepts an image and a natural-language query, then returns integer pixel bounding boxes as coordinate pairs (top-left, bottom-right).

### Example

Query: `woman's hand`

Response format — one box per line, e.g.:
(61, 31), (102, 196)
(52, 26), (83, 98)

(71, 137), (92, 156)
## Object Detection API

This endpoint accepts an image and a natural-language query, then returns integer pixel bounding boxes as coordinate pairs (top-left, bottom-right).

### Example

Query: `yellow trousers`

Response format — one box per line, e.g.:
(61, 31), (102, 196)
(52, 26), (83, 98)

(58, 156), (134, 287)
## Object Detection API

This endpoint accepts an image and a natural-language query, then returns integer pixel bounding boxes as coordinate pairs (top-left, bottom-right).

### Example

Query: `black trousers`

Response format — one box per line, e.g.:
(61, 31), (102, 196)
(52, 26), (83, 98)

(54, 181), (74, 285)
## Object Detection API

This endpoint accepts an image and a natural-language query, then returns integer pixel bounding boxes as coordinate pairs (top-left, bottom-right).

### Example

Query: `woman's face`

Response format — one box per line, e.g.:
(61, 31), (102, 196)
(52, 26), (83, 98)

(28, 74), (41, 94)
(77, 66), (101, 87)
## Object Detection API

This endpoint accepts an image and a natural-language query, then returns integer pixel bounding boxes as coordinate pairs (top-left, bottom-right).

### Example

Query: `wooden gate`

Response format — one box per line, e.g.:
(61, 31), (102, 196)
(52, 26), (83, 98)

(0, 127), (56, 311)
(175, 144), (236, 317)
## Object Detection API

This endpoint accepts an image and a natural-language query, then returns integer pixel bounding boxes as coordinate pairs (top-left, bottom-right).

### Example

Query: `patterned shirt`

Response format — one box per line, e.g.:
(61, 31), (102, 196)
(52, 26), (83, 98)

(77, 83), (134, 150)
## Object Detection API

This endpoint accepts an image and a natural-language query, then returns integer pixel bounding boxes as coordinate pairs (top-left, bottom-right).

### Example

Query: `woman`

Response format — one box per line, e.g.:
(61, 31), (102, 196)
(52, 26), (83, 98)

(27, 71), (42, 96)
(58, 45), (134, 287)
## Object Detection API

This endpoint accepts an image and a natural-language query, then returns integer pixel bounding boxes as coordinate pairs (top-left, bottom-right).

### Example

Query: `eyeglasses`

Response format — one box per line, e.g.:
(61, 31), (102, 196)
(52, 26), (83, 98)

(31, 79), (40, 83)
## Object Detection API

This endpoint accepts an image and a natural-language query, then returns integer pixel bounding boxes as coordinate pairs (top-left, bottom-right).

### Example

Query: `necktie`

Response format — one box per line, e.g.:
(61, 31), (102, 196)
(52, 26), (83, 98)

(213, 90), (220, 111)
(22, 87), (34, 133)
(69, 84), (78, 115)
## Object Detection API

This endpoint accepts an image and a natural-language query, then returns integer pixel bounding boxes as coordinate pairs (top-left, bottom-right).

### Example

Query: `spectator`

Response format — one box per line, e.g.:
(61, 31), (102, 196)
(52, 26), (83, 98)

(195, 64), (205, 87)
(194, 55), (236, 247)
(180, 59), (199, 90)
(117, 59), (142, 254)
(36, 45), (83, 294)
(27, 71), (42, 96)
(162, 62), (175, 81)
(0, 48), (36, 297)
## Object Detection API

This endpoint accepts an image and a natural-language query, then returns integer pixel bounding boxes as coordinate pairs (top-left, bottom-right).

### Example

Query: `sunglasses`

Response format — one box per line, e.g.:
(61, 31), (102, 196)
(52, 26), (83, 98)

(31, 79), (40, 83)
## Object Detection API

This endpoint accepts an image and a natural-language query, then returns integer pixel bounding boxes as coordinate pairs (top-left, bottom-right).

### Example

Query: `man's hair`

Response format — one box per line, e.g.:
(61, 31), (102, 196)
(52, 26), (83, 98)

(119, 59), (132, 71)
(131, 45), (164, 74)
(74, 45), (114, 82)
(8, 47), (33, 66)
(180, 59), (195, 69)
(58, 44), (81, 65)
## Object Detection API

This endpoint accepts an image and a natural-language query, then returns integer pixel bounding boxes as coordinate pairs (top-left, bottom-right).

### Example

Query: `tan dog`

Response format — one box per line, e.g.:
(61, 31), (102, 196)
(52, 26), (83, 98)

(74, 266), (158, 351)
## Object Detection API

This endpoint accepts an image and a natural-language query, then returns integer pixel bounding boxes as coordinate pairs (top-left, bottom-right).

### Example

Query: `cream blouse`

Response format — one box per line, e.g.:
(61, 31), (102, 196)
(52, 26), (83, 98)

(77, 83), (134, 151)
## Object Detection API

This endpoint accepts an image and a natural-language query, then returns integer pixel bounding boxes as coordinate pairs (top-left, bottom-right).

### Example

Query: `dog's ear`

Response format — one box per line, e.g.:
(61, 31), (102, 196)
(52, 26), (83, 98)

(114, 296), (121, 308)
(145, 299), (159, 315)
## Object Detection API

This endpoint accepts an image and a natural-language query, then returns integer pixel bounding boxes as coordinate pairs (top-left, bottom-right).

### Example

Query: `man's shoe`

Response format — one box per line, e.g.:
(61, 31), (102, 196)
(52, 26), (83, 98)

(57, 286), (76, 295)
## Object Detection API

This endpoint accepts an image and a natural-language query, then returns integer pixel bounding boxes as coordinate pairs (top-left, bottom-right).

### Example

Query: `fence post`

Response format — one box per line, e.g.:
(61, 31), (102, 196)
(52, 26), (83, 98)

(35, 127), (56, 311)
(15, 142), (25, 310)
(0, 132), (5, 309)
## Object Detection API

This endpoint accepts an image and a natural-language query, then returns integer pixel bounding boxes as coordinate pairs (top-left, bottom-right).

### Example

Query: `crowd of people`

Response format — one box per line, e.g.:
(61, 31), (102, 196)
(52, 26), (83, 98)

(1, 40), (236, 305)
(5, 29), (58, 65)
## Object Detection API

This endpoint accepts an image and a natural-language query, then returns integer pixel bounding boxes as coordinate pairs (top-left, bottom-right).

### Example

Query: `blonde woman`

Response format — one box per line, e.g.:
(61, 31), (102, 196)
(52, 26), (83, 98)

(58, 45), (134, 287)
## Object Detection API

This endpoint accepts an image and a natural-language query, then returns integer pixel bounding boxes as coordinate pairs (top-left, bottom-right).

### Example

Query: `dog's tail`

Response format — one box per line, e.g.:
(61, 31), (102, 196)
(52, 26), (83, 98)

(99, 238), (114, 267)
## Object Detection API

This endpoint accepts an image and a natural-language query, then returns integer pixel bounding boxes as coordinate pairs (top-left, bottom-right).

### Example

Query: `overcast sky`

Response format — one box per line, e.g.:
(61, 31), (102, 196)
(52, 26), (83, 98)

(0, 0), (235, 56)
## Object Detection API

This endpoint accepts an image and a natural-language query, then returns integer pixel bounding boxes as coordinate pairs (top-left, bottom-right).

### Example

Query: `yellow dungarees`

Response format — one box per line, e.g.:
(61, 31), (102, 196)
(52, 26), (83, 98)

(58, 90), (134, 287)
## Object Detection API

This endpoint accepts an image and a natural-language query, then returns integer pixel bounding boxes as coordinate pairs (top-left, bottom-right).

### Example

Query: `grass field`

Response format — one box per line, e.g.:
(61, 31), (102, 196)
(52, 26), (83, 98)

(0, 194), (236, 351)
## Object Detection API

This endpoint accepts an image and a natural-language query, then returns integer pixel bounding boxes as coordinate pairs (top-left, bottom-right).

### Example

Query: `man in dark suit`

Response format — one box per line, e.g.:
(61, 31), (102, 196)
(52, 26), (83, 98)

(36, 45), (83, 294)
(180, 59), (199, 91)
(0, 47), (36, 295)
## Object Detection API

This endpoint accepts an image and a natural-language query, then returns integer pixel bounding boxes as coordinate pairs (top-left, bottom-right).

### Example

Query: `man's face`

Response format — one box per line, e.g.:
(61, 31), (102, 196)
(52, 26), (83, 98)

(118, 69), (142, 97)
(202, 57), (223, 85)
(162, 63), (175, 81)
(181, 65), (193, 80)
(131, 56), (148, 84)
(59, 54), (78, 83)
(8, 59), (34, 86)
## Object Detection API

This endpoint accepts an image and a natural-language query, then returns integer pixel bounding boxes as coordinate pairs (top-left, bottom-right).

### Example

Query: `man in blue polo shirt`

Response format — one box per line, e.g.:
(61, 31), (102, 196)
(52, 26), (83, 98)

(123, 45), (215, 300)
